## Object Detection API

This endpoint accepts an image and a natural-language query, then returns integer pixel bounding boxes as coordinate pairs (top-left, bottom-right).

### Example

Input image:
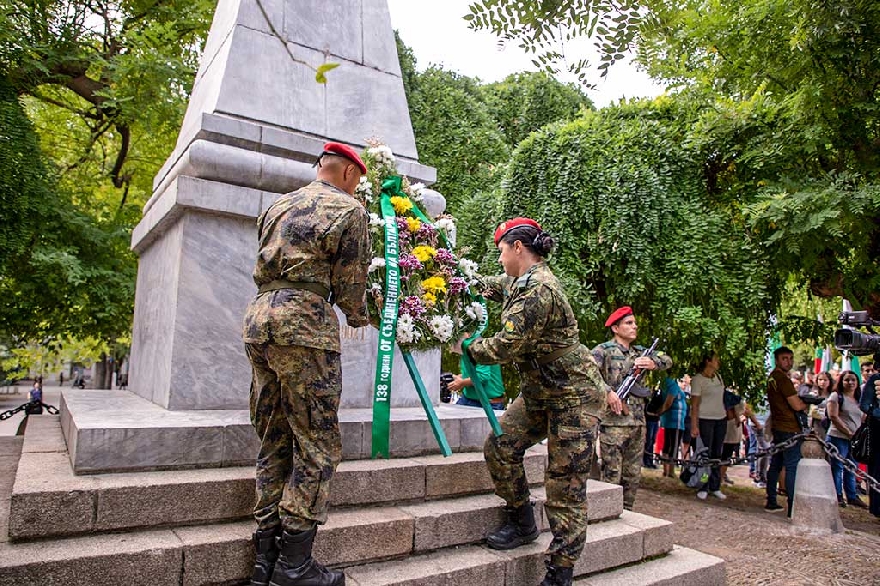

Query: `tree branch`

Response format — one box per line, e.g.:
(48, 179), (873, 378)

(109, 123), (131, 189)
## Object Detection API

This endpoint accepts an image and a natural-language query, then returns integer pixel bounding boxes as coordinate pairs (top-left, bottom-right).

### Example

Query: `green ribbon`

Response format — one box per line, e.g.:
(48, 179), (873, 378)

(371, 188), (401, 458)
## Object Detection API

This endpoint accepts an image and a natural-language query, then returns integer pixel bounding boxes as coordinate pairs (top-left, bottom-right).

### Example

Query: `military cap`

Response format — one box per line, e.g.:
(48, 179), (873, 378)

(321, 142), (367, 174)
(494, 217), (541, 245)
(605, 306), (633, 327)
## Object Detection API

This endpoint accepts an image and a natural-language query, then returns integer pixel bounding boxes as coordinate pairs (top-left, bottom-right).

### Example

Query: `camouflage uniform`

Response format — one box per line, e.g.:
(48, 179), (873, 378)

(242, 179), (370, 532)
(468, 262), (607, 568)
(590, 341), (672, 510)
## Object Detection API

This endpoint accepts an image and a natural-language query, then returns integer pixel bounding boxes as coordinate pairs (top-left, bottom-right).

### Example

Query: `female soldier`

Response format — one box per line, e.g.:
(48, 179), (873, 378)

(454, 217), (622, 586)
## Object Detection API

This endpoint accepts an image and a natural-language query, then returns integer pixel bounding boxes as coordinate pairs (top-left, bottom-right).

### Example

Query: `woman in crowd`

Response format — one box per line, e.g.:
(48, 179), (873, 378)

(826, 370), (868, 508)
(689, 352), (728, 500)
(858, 358), (880, 518)
(658, 375), (688, 478)
(810, 371), (834, 436)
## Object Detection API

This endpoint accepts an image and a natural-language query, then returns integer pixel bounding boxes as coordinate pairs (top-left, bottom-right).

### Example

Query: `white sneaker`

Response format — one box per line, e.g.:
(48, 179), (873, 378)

(696, 490), (708, 500)
(754, 481), (766, 489)
(711, 490), (727, 500)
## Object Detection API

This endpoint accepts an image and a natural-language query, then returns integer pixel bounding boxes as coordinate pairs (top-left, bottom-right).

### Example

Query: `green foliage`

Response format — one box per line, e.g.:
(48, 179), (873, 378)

(497, 96), (779, 398)
(480, 72), (594, 147)
(0, 78), (135, 346)
(638, 0), (880, 316)
(465, 0), (643, 83)
(405, 66), (511, 213)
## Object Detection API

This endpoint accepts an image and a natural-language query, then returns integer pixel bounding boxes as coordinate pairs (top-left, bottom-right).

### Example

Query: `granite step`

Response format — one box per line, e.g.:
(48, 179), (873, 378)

(0, 511), (672, 586)
(12, 417), (582, 540)
(60, 389), (501, 473)
(575, 545), (726, 585)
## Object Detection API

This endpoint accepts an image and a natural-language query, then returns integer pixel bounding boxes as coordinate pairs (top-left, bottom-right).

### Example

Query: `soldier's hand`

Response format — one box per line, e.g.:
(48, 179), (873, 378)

(606, 391), (622, 415)
(874, 379), (880, 400)
(634, 357), (656, 370)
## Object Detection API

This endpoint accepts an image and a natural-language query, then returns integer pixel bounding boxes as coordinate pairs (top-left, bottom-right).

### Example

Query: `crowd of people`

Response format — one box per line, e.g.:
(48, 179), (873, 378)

(643, 354), (880, 519)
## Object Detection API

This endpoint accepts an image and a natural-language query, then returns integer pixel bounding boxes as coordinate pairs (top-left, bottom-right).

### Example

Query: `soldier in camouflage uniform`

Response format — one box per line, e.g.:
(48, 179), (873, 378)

(242, 142), (370, 586)
(591, 307), (672, 511)
(457, 218), (623, 586)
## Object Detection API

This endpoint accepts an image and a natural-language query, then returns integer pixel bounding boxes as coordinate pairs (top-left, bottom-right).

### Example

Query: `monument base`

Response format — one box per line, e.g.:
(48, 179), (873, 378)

(60, 390), (495, 474)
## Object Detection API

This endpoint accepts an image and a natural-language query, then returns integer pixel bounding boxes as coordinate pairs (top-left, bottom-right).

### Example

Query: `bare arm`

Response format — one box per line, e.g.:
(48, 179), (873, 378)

(690, 395), (702, 437)
(785, 394), (807, 413)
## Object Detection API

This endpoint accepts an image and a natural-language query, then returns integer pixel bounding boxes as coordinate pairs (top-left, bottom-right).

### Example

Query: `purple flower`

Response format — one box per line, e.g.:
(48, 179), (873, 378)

(416, 222), (438, 245)
(398, 254), (423, 273)
(448, 277), (468, 295)
(396, 217), (410, 233)
(400, 296), (427, 317)
(434, 248), (456, 265)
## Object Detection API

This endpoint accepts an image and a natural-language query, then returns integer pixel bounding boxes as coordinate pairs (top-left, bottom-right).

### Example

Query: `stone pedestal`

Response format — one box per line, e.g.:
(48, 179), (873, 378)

(791, 440), (843, 533)
(59, 1), (479, 473)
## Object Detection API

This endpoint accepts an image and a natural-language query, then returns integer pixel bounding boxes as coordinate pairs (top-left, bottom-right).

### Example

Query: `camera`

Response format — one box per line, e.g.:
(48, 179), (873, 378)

(440, 373), (454, 403)
(834, 311), (880, 356)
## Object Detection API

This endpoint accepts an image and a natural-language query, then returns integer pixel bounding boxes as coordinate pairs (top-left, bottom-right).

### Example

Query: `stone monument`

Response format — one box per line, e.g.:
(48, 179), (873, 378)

(59, 0), (492, 473)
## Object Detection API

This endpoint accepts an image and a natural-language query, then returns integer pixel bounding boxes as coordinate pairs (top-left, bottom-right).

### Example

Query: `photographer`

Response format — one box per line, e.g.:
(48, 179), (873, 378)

(859, 355), (880, 518)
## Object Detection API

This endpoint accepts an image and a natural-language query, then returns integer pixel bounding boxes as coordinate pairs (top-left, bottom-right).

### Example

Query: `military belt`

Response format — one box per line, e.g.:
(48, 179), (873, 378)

(516, 343), (580, 375)
(258, 279), (331, 301)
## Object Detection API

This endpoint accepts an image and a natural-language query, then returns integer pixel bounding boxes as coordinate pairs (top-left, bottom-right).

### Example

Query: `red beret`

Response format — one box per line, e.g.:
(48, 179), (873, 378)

(493, 217), (541, 245)
(605, 306), (633, 328)
(322, 142), (367, 174)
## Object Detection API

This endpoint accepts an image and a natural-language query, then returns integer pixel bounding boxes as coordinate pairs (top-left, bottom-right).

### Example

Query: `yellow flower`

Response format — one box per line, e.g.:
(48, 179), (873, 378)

(421, 276), (447, 294)
(390, 196), (413, 214)
(422, 292), (437, 305)
(412, 246), (437, 263)
(406, 217), (421, 233)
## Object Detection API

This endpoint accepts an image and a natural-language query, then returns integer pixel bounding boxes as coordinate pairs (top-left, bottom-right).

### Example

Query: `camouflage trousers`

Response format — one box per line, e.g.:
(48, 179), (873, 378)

(598, 423), (645, 510)
(484, 396), (599, 568)
(245, 342), (342, 532)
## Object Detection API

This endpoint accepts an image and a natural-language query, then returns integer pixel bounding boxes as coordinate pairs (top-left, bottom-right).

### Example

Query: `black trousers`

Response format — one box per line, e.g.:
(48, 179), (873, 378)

(698, 418), (727, 492)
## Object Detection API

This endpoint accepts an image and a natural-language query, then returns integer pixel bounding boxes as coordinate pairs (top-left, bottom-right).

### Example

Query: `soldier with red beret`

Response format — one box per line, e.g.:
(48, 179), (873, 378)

(591, 307), (672, 510)
(242, 142), (370, 586)
(455, 217), (622, 586)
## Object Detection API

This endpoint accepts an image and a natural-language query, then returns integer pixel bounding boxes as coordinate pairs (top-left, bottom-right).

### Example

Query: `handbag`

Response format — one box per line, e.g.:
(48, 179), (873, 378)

(850, 421), (872, 465)
(679, 437), (710, 489)
(646, 389), (665, 416)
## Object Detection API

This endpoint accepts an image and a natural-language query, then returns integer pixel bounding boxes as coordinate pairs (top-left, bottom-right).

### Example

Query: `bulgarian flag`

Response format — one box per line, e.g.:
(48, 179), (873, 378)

(814, 346), (832, 373)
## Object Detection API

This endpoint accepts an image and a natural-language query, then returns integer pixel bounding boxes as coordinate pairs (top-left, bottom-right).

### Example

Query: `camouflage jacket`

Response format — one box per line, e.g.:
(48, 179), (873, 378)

(467, 262), (607, 412)
(591, 340), (672, 427)
(242, 180), (370, 351)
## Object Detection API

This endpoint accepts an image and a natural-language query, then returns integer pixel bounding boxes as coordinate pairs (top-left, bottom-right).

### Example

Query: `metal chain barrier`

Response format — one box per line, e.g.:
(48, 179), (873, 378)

(651, 429), (880, 495)
(0, 401), (60, 421)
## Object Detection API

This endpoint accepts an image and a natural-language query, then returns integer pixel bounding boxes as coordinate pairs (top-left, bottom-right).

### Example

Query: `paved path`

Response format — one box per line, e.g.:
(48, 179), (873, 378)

(0, 435), (22, 544)
(634, 467), (880, 586)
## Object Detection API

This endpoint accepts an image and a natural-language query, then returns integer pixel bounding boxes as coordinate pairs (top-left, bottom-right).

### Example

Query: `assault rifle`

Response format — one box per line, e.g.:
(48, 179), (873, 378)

(616, 337), (660, 401)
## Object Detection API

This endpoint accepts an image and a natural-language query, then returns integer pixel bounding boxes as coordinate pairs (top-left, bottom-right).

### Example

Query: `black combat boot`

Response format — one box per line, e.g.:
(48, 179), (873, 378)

(540, 564), (574, 586)
(252, 527), (281, 586)
(269, 526), (345, 586)
(486, 501), (539, 550)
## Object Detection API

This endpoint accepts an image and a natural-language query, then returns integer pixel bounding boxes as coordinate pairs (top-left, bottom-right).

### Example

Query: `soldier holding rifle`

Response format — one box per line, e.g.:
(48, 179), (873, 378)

(592, 307), (672, 510)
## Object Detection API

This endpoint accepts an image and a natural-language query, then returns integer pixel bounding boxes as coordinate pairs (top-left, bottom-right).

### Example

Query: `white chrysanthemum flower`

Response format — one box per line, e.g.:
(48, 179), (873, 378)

(409, 182), (426, 202)
(368, 257), (386, 273)
(428, 315), (455, 342)
(368, 145), (395, 166)
(368, 212), (384, 226)
(397, 313), (416, 344)
(434, 217), (455, 232)
(465, 302), (484, 322)
(356, 176), (374, 203)
(370, 282), (383, 295)
(459, 258), (479, 280)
